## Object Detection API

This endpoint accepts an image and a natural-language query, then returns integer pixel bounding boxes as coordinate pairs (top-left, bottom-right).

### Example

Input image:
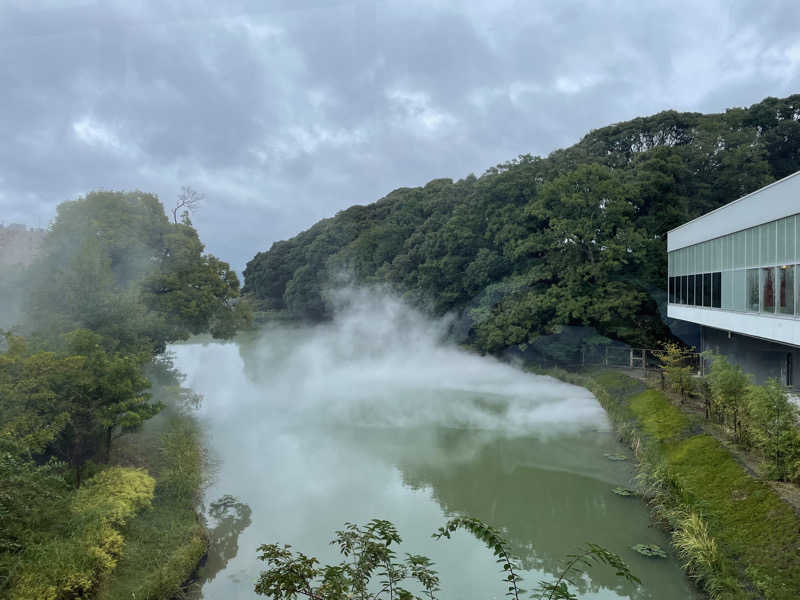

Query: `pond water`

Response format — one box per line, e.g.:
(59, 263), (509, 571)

(171, 294), (695, 600)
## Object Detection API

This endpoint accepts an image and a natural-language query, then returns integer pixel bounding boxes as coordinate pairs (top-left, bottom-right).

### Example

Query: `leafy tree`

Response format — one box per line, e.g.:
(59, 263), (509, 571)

(705, 353), (750, 443)
(0, 329), (158, 487)
(60, 330), (160, 469)
(0, 334), (72, 458)
(747, 379), (800, 481)
(26, 190), (249, 354)
(141, 224), (251, 343)
(242, 93), (800, 355)
(653, 342), (695, 404)
(255, 518), (639, 600)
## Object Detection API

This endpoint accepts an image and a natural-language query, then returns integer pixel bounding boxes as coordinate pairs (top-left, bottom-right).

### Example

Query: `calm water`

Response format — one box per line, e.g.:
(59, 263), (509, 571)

(171, 301), (694, 600)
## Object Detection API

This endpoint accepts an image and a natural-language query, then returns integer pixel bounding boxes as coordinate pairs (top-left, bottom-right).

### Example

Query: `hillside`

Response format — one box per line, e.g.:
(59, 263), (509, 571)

(243, 94), (800, 355)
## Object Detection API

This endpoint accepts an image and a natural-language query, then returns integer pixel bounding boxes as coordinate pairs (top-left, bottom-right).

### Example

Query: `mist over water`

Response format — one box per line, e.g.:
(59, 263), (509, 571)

(172, 290), (694, 600)
(195, 289), (607, 433)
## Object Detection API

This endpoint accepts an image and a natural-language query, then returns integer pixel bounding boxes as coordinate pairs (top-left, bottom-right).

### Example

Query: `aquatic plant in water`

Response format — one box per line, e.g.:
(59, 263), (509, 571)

(603, 453), (628, 461)
(632, 544), (667, 558)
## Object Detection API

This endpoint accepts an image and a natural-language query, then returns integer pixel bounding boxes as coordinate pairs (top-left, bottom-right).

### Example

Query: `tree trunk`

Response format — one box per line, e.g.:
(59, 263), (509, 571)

(72, 440), (82, 489)
(104, 426), (113, 463)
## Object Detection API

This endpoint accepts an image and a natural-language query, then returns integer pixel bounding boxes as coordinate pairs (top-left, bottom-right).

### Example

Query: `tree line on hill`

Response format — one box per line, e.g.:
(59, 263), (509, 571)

(0, 191), (250, 598)
(243, 94), (800, 354)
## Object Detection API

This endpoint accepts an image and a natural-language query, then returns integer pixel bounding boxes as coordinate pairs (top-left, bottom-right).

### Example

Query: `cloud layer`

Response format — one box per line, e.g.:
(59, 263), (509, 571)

(2, 0), (799, 270)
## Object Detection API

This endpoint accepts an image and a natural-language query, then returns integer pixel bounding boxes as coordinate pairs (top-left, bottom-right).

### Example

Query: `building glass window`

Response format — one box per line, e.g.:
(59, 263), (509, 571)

(722, 270), (732, 310)
(733, 230), (746, 268)
(747, 227), (759, 267)
(734, 269), (747, 311)
(778, 266), (794, 315)
(766, 221), (777, 265)
(712, 272), (721, 308)
(697, 273), (704, 306)
(778, 218), (788, 264)
(713, 238), (723, 271)
(723, 235), (732, 270)
(669, 215), (800, 314)
(747, 268), (759, 312)
(761, 267), (775, 312)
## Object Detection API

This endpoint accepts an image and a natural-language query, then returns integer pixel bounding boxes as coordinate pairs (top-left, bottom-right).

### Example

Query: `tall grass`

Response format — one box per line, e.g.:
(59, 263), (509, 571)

(542, 367), (800, 600)
(96, 412), (208, 600)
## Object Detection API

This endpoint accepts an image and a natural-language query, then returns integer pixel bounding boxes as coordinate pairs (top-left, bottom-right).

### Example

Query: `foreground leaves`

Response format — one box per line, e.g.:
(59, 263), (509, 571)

(256, 517), (639, 600)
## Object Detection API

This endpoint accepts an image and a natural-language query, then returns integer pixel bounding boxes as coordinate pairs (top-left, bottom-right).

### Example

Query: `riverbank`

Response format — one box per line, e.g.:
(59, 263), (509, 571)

(94, 374), (209, 600)
(543, 368), (800, 600)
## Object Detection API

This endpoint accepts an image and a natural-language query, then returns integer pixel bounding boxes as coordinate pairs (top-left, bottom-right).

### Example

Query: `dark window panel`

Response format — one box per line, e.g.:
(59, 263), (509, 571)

(695, 274), (703, 306)
(712, 272), (721, 308)
(761, 267), (775, 312)
(778, 266), (794, 315)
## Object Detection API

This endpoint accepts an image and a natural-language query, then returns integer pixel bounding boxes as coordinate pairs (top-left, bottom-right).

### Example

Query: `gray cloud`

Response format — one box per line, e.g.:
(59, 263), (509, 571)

(1, 0), (799, 270)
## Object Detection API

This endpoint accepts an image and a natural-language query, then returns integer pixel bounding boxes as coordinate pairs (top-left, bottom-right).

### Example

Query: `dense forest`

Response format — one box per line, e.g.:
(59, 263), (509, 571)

(0, 192), (250, 599)
(243, 94), (800, 356)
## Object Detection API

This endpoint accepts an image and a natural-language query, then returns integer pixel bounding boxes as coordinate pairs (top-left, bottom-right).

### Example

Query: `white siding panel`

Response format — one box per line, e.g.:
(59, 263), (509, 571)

(667, 305), (800, 347)
(668, 171), (800, 251)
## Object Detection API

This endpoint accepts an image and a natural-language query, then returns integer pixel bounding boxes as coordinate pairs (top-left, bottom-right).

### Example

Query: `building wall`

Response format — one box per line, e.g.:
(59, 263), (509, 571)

(667, 304), (800, 347)
(667, 213), (800, 315)
(701, 326), (800, 387)
(668, 170), (800, 251)
(0, 224), (45, 267)
(667, 171), (800, 392)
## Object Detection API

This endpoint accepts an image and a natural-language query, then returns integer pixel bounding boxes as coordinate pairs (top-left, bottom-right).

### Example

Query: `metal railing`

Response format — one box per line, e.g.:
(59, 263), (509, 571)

(526, 345), (704, 376)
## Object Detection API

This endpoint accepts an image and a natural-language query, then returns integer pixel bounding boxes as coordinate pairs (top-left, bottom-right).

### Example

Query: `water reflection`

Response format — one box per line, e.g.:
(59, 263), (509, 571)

(190, 495), (252, 594)
(306, 426), (687, 600)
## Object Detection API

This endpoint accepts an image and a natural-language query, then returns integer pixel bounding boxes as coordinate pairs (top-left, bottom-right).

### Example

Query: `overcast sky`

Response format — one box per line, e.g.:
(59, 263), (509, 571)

(2, 1), (799, 271)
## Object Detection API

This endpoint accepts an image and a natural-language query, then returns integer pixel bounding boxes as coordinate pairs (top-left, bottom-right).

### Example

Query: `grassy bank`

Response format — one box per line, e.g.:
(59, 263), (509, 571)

(95, 403), (208, 600)
(544, 368), (800, 600)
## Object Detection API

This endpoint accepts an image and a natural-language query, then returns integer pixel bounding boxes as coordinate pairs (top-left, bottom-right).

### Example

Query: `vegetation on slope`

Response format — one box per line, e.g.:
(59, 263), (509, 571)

(555, 370), (800, 600)
(243, 94), (800, 353)
(0, 191), (250, 599)
(96, 410), (207, 600)
(4, 467), (155, 600)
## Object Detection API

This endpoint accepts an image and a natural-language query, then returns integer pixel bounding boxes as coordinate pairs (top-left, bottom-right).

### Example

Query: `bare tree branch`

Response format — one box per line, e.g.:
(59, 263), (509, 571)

(172, 186), (204, 224)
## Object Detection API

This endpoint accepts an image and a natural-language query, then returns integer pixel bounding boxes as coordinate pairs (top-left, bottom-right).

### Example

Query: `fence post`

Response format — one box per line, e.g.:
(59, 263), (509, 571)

(629, 349), (634, 369)
(642, 349), (647, 376)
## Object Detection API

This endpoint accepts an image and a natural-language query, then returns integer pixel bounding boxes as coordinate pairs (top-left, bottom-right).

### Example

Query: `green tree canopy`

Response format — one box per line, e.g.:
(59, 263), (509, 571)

(25, 190), (249, 354)
(243, 94), (800, 354)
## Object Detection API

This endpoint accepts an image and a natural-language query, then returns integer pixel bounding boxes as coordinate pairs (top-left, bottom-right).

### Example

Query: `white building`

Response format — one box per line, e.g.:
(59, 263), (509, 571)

(667, 170), (800, 387)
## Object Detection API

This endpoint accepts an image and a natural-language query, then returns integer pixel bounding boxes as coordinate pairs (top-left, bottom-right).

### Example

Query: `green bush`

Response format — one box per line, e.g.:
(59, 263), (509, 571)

(7, 467), (154, 600)
(746, 379), (800, 481)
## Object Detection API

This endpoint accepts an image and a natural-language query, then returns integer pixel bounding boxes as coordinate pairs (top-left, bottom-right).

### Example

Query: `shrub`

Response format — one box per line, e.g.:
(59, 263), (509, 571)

(747, 379), (800, 481)
(7, 467), (154, 600)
